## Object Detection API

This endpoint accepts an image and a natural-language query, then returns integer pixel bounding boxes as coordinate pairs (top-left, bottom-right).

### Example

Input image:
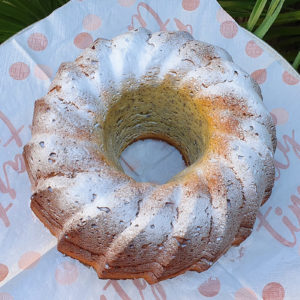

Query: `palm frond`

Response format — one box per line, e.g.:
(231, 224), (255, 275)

(0, 0), (68, 43)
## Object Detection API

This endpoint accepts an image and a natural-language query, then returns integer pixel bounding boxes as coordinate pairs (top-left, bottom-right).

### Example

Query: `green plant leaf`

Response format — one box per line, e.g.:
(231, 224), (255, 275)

(292, 51), (300, 70)
(266, 0), (281, 18)
(0, 0), (69, 43)
(254, 0), (286, 38)
(218, 1), (254, 11)
(274, 11), (300, 24)
(0, 3), (34, 24)
(247, 0), (268, 31)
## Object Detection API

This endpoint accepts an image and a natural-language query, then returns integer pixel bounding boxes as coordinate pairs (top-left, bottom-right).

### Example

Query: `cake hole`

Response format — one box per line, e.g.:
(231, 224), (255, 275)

(119, 139), (186, 184)
(102, 83), (210, 185)
(39, 141), (45, 148)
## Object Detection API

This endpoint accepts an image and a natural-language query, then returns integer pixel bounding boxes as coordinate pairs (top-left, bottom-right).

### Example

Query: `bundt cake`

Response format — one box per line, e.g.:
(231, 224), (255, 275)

(23, 28), (276, 284)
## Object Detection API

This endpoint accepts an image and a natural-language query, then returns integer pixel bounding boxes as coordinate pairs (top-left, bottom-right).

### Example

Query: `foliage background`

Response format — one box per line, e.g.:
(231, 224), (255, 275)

(0, 0), (299, 71)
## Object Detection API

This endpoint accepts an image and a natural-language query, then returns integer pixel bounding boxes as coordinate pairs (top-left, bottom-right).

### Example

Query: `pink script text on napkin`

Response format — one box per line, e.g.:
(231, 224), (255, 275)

(102, 279), (166, 300)
(256, 130), (300, 247)
(128, 2), (193, 34)
(0, 110), (26, 227)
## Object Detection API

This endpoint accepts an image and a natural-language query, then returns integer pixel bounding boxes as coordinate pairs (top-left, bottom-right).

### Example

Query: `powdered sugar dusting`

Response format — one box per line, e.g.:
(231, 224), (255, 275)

(24, 28), (276, 283)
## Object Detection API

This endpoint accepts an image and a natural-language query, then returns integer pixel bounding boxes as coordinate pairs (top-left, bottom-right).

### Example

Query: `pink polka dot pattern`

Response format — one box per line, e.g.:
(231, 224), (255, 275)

(220, 21), (238, 39)
(27, 33), (48, 51)
(0, 264), (8, 282)
(18, 251), (41, 270)
(182, 0), (200, 11)
(235, 287), (258, 300)
(262, 282), (285, 300)
(118, 0), (136, 6)
(55, 261), (79, 285)
(0, 293), (14, 300)
(100, 296), (107, 300)
(270, 108), (289, 126)
(198, 277), (221, 297)
(74, 32), (93, 49)
(83, 14), (102, 31)
(34, 64), (53, 80)
(282, 71), (299, 85)
(9, 62), (30, 80)
(251, 69), (267, 84)
(216, 8), (234, 23)
(245, 40), (263, 58)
